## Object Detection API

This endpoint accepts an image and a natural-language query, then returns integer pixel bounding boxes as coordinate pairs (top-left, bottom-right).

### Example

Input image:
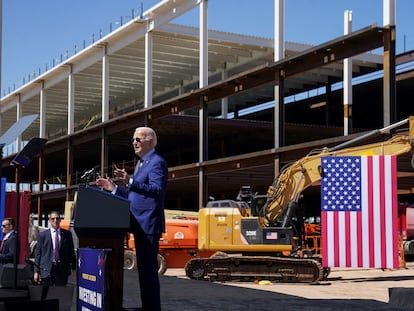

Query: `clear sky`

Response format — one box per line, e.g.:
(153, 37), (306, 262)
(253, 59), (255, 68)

(2, 0), (413, 95)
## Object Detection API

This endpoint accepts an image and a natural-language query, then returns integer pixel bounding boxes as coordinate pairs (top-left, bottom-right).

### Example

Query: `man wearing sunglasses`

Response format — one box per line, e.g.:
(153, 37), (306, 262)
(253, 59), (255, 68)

(96, 126), (168, 311)
(0, 217), (17, 265)
(33, 211), (76, 286)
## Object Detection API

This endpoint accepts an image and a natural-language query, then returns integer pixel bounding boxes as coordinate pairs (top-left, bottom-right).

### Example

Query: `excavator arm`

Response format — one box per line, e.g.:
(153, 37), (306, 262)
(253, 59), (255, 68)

(259, 117), (414, 227)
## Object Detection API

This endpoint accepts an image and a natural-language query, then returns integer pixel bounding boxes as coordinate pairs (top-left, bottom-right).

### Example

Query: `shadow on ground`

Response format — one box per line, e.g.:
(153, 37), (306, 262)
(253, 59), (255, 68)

(122, 270), (411, 311)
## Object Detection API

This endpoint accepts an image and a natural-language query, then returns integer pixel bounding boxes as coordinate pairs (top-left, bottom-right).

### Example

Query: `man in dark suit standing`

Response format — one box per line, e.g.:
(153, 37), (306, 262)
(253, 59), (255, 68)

(96, 126), (168, 311)
(33, 211), (76, 286)
(0, 217), (17, 265)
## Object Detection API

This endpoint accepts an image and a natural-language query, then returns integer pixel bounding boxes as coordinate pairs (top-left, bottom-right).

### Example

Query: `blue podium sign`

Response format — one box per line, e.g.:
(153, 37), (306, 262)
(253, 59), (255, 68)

(77, 248), (106, 310)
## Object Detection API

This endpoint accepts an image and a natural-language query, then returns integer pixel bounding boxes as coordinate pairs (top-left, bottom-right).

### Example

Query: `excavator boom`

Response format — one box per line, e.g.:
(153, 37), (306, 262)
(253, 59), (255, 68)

(259, 118), (414, 227)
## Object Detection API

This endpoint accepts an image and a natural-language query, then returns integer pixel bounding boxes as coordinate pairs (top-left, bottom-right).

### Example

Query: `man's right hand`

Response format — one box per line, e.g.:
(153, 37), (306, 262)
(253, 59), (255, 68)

(96, 178), (116, 192)
(33, 272), (41, 284)
(113, 169), (130, 184)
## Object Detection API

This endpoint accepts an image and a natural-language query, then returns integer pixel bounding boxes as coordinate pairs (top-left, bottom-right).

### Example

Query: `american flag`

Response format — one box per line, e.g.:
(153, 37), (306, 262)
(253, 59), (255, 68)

(320, 155), (399, 268)
(266, 232), (278, 240)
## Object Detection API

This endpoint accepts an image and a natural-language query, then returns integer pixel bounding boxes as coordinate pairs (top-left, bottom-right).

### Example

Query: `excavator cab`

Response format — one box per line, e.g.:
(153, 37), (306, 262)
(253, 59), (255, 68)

(251, 195), (267, 217)
(236, 185), (267, 216)
(205, 199), (251, 217)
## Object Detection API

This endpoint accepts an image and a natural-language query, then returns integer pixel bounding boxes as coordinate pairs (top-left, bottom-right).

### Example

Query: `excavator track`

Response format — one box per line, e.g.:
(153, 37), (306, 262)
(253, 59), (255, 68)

(185, 253), (323, 283)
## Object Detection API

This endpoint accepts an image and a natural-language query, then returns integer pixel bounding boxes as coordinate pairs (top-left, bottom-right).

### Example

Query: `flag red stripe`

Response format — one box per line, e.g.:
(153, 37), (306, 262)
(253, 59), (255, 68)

(391, 156), (399, 267)
(345, 211), (351, 266)
(367, 156), (375, 267)
(379, 156), (387, 267)
(321, 211), (328, 267)
(357, 209), (363, 267)
(333, 212), (339, 267)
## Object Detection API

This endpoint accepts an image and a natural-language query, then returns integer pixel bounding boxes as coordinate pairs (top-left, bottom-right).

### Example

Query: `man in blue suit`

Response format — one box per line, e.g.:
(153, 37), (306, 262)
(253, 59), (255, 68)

(0, 217), (17, 265)
(96, 126), (168, 311)
(33, 211), (76, 286)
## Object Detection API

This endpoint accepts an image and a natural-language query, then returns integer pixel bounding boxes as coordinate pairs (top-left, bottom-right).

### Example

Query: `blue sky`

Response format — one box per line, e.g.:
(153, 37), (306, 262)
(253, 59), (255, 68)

(2, 0), (413, 95)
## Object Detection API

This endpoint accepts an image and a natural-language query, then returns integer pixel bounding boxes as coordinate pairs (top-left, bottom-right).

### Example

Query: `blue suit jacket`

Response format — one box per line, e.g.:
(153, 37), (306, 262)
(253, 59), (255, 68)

(34, 228), (76, 279)
(0, 232), (17, 264)
(116, 150), (168, 238)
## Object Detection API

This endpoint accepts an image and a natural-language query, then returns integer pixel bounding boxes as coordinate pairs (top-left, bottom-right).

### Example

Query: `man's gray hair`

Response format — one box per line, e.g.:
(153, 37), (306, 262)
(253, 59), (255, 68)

(136, 127), (157, 147)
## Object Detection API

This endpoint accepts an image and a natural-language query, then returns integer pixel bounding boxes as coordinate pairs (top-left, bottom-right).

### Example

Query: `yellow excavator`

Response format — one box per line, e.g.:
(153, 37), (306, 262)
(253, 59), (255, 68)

(185, 117), (414, 282)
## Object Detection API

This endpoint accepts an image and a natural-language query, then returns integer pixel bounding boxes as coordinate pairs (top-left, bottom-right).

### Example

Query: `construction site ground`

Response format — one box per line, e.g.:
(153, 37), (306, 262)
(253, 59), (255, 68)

(7, 260), (411, 310)
(21, 260), (412, 310)
(121, 261), (414, 310)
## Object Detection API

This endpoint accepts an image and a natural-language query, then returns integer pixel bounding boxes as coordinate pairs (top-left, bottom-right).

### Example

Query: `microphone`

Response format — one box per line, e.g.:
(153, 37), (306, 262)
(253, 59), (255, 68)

(81, 167), (95, 180)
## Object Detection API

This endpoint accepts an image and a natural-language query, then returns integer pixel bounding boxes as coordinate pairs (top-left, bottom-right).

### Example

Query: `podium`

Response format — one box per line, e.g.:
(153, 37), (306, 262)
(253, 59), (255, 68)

(74, 185), (130, 311)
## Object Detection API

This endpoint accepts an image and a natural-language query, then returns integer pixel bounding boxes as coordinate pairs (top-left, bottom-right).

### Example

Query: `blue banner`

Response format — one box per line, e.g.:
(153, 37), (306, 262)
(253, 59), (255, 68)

(77, 248), (106, 310)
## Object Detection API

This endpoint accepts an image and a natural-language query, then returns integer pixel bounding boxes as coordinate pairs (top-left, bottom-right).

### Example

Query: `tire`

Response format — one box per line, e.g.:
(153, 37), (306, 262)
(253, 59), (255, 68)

(157, 253), (167, 275)
(185, 259), (206, 280)
(124, 250), (167, 274)
(124, 250), (137, 270)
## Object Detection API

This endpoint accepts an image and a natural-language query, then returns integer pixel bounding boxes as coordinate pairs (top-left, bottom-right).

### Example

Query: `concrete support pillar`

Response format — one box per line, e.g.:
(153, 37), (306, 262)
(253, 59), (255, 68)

(199, 0), (208, 88)
(383, 0), (396, 126)
(221, 63), (228, 119)
(16, 96), (22, 152)
(102, 51), (109, 122)
(343, 10), (353, 135)
(198, 0), (208, 208)
(145, 27), (153, 108)
(273, 0), (285, 178)
(39, 84), (46, 138)
(274, 0), (285, 149)
(68, 71), (75, 135)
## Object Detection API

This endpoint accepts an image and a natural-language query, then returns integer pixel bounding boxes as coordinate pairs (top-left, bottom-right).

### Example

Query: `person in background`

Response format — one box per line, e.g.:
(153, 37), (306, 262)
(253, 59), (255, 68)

(96, 126), (168, 311)
(28, 225), (40, 258)
(0, 217), (17, 265)
(33, 211), (76, 286)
